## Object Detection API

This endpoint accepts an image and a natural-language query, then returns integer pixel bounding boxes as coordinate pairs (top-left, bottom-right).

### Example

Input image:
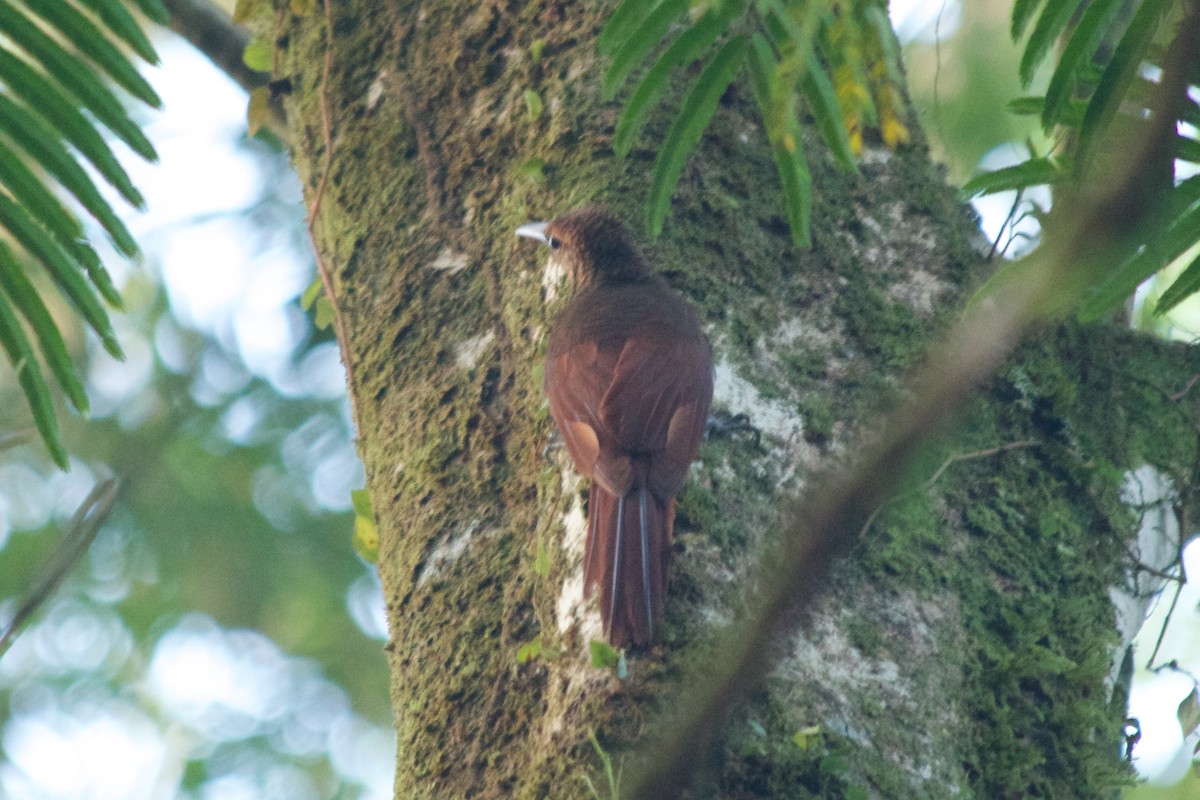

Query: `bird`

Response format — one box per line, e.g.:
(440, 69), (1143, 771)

(517, 206), (713, 647)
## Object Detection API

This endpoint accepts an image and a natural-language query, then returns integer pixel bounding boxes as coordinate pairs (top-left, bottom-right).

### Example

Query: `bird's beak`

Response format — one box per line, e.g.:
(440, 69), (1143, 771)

(515, 221), (549, 244)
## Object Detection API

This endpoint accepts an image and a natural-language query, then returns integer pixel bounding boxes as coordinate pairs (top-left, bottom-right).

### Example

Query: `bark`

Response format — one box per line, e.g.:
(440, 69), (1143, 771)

(269, 1), (1200, 798)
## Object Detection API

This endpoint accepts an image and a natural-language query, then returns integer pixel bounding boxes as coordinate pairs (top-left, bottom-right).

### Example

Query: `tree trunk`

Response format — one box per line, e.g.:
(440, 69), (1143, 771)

(272, 1), (1198, 797)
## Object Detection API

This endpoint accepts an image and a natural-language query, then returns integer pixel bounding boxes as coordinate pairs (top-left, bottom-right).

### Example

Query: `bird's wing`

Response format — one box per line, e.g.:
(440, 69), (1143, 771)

(545, 339), (632, 495)
(600, 335), (713, 497)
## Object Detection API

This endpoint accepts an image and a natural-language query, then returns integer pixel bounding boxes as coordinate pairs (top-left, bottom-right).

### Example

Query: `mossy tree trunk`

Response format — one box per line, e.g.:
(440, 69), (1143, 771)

(271, 1), (1199, 797)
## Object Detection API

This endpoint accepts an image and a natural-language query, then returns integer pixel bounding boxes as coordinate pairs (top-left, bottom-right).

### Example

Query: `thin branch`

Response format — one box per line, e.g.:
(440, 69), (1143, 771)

(626, 4), (1200, 796)
(859, 439), (1040, 538)
(0, 478), (120, 658)
(162, 0), (262, 92)
(1170, 373), (1200, 401)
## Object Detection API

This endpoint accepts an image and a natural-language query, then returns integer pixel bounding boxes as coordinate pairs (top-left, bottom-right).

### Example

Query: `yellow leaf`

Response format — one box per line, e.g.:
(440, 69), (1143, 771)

(848, 128), (863, 157)
(232, 0), (257, 23)
(881, 117), (910, 149)
(247, 87), (272, 137)
(353, 514), (379, 563)
(792, 725), (821, 750)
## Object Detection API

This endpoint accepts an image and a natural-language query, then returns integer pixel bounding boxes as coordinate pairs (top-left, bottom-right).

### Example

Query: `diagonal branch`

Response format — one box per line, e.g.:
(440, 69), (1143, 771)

(160, 0), (286, 132)
(161, 0), (262, 92)
(626, 3), (1200, 797)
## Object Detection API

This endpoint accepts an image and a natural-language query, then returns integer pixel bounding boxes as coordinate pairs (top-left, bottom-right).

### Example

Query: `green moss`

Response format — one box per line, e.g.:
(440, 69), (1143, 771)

(841, 322), (1200, 799)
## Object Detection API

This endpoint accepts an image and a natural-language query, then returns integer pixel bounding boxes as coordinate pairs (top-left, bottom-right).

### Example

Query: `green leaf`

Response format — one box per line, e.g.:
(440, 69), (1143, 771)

(0, 193), (123, 359)
(76, 0), (159, 64)
(599, 0), (664, 55)
(1170, 175), (1200, 217)
(792, 725), (821, 750)
(602, 0), (689, 99)
(1176, 135), (1200, 165)
(745, 33), (773, 108)
(589, 639), (620, 669)
(0, 1), (156, 160)
(864, 5), (905, 84)
(243, 37), (274, 72)
(1179, 688), (1200, 738)
(350, 488), (375, 521)
(351, 488), (378, 562)
(0, 287), (67, 468)
(27, 0), (161, 106)
(0, 94), (140, 255)
(301, 276), (323, 310)
(314, 296), (336, 330)
(516, 157), (547, 184)
(0, 244), (87, 415)
(1077, 0), (1171, 170)
(1012, 0), (1049, 40)
(1008, 96), (1046, 116)
(0, 138), (87, 257)
(523, 88), (543, 119)
(1155, 250), (1200, 314)
(247, 86), (272, 137)
(533, 541), (551, 576)
(1041, 0), (1123, 129)
(1080, 201), (1200, 321)
(516, 635), (542, 663)
(0, 49), (145, 206)
(129, 0), (170, 24)
(960, 157), (1063, 198)
(760, 3), (855, 171)
(646, 35), (748, 236)
(747, 34), (811, 247)
(232, 0), (257, 24)
(613, 0), (743, 156)
(1019, 0), (1077, 87)
(78, 245), (123, 310)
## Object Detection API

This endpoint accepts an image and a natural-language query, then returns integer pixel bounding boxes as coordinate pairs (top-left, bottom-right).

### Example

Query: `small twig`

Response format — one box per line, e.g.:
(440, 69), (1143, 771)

(0, 478), (120, 658)
(1145, 504), (1190, 669)
(860, 439), (1040, 537)
(1169, 373), (1200, 401)
(988, 188), (1024, 262)
(1123, 546), (1182, 583)
(924, 440), (1039, 487)
(1144, 579), (1184, 671)
(1149, 659), (1200, 685)
(0, 429), (33, 453)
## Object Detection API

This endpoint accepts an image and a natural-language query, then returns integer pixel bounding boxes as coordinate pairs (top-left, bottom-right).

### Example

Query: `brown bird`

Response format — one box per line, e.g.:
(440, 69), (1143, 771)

(517, 206), (713, 647)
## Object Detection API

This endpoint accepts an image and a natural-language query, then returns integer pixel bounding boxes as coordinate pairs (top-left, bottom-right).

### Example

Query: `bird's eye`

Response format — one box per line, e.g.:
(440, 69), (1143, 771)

(547, 236), (561, 250)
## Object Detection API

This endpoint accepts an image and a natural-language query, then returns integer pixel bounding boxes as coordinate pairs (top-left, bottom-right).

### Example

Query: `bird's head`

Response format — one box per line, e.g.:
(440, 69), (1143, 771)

(516, 206), (648, 288)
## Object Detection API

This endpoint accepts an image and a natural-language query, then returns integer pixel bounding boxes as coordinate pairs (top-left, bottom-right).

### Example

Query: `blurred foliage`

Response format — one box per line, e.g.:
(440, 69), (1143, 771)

(961, 0), (1200, 321)
(603, 0), (910, 246)
(0, 0), (167, 466)
(901, 2), (1042, 184)
(0, 77), (387, 796)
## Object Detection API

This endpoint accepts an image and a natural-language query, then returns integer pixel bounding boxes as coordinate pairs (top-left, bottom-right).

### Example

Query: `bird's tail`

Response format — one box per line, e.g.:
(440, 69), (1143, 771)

(583, 482), (673, 648)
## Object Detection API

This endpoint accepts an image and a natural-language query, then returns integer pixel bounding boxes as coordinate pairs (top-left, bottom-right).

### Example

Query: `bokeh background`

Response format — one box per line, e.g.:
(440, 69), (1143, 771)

(0, 1), (1195, 798)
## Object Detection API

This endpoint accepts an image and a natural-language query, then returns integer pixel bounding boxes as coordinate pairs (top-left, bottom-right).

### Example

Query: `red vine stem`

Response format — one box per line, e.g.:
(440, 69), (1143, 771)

(306, 0), (361, 429)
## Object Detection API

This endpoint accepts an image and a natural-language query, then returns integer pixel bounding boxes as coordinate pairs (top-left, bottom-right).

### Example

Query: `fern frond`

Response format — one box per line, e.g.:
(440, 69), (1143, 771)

(0, 0), (157, 466)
